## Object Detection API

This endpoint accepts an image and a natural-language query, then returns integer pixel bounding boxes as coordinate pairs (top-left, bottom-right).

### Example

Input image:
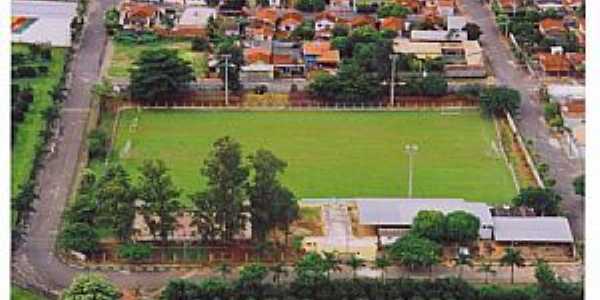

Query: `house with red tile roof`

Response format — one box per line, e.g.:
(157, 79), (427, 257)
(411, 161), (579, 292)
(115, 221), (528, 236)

(380, 16), (404, 34)
(538, 52), (572, 76)
(315, 11), (338, 32)
(119, 2), (163, 29)
(302, 40), (340, 72)
(278, 10), (303, 33)
(539, 18), (566, 38)
(348, 14), (377, 29)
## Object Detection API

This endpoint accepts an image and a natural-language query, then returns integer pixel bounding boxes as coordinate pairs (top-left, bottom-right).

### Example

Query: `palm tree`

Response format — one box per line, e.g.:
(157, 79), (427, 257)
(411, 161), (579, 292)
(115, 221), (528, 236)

(477, 261), (497, 284)
(345, 254), (365, 280)
(374, 255), (392, 283)
(215, 262), (231, 280)
(270, 263), (288, 285)
(453, 253), (473, 279)
(322, 251), (341, 280)
(500, 247), (525, 284)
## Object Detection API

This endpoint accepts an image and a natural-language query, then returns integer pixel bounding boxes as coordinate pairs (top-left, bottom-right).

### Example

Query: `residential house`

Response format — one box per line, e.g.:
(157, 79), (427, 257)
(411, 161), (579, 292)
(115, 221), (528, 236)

(446, 15), (466, 31)
(315, 11), (338, 32)
(534, 0), (564, 11)
(392, 39), (486, 77)
(119, 1), (163, 30)
(348, 14), (377, 29)
(380, 17), (404, 35)
(538, 18), (566, 39)
(302, 40), (340, 72)
(278, 10), (303, 33)
(255, 7), (279, 26)
(495, 0), (522, 14)
(537, 52), (572, 76)
(396, 0), (420, 12)
(11, 0), (78, 47)
(178, 6), (216, 27)
(575, 17), (585, 47)
(410, 30), (467, 42)
(562, 0), (582, 10)
(560, 100), (585, 158)
(242, 45), (304, 80)
(222, 17), (241, 36)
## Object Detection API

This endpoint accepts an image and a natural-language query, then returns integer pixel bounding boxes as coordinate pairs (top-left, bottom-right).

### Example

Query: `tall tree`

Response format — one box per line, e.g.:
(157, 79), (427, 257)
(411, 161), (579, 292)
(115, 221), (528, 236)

(58, 222), (99, 256)
(512, 187), (562, 216)
(62, 274), (121, 300)
(247, 149), (298, 242)
(480, 87), (521, 116)
(215, 40), (243, 91)
(95, 164), (137, 242)
(465, 23), (482, 40)
(500, 247), (525, 284)
(411, 210), (446, 242)
(388, 234), (442, 272)
(196, 137), (249, 242)
(129, 48), (194, 102)
(137, 159), (181, 245)
(445, 211), (481, 245)
(321, 251), (341, 280)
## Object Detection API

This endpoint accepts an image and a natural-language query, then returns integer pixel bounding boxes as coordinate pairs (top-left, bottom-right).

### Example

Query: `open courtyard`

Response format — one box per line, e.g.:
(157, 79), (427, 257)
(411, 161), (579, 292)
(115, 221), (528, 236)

(113, 110), (516, 205)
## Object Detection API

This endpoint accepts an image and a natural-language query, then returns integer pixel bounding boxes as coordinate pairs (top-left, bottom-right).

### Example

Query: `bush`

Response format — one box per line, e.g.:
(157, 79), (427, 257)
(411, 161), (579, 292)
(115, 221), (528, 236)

(12, 66), (38, 78)
(192, 37), (210, 52)
(118, 243), (153, 262)
(87, 129), (109, 160)
(254, 84), (268, 95)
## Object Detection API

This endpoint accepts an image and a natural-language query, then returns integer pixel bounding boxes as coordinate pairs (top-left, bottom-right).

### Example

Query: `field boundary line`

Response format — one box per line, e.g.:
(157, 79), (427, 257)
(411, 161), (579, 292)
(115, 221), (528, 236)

(112, 104), (480, 113)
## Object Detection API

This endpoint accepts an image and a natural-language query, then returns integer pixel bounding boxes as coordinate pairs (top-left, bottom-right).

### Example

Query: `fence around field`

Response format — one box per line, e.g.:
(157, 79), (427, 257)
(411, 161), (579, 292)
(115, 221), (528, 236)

(79, 244), (301, 266)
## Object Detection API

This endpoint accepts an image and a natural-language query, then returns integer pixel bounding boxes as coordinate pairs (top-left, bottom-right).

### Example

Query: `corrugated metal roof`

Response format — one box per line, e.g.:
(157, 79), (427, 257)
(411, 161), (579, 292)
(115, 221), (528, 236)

(355, 198), (493, 226)
(493, 217), (574, 243)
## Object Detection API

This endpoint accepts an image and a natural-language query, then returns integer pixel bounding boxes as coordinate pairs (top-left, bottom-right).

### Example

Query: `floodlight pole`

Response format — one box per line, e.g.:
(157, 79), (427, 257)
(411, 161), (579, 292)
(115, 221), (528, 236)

(221, 54), (232, 106)
(405, 144), (419, 198)
(389, 54), (398, 107)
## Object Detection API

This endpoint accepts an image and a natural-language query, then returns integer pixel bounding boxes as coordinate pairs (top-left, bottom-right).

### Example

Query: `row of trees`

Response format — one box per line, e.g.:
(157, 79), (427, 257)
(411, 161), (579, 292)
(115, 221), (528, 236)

(59, 136), (298, 256)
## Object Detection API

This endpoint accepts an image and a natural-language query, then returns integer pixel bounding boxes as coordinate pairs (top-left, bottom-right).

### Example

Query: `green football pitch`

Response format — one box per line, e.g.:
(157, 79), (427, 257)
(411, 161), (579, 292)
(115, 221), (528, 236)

(113, 110), (516, 205)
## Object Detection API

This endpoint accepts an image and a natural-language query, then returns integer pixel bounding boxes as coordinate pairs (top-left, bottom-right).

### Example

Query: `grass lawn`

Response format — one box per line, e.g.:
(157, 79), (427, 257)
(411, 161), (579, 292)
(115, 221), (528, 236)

(11, 44), (66, 197)
(11, 286), (46, 300)
(108, 40), (206, 78)
(113, 110), (516, 206)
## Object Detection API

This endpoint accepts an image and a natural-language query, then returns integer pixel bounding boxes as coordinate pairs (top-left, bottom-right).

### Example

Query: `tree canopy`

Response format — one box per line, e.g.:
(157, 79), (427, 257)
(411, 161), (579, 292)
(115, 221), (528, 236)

(388, 234), (442, 271)
(411, 210), (446, 242)
(445, 211), (481, 244)
(573, 175), (584, 197)
(294, 0), (325, 12)
(129, 48), (194, 102)
(377, 3), (411, 18)
(512, 187), (562, 216)
(480, 87), (521, 116)
(62, 274), (121, 300)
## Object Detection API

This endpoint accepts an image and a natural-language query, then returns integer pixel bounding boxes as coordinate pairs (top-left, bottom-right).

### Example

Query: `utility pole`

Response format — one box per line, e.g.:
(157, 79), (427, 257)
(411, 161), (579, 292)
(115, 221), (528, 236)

(389, 54), (398, 107)
(220, 54), (232, 106)
(404, 144), (419, 198)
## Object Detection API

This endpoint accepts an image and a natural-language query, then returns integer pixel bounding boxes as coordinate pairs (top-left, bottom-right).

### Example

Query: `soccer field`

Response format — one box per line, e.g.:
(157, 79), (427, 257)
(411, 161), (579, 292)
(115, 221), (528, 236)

(113, 110), (516, 205)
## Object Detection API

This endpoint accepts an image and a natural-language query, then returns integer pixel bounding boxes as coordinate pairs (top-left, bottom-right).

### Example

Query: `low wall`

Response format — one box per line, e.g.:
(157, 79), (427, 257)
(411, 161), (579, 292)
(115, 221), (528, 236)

(505, 111), (545, 188)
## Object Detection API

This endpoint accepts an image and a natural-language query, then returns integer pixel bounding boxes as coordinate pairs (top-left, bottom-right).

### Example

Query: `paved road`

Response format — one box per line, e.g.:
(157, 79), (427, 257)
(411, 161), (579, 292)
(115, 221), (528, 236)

(459, 0), (584, 240)
(11, 0), (179, 295)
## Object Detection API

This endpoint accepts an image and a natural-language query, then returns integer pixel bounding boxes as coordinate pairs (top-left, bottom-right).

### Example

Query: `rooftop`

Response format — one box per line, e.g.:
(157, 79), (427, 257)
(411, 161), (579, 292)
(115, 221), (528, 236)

(493, 217), (574, 243)
(354, 198), (493, 226)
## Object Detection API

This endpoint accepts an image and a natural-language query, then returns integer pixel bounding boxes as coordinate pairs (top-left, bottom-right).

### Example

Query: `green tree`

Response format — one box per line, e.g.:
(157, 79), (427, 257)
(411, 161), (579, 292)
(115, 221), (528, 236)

(290, 20), (316, 41)
(294, 252), (328, 285)
(388, 234), (442, 272)
(500, 247), (525, 284)
(118, 243), (153, 263)
(345, 254), (365, 279)
(195, 137), (249, 242)
(411, 210), (446, 242)
(477, 261), (496, 284)
(104, 6), (121, 35)
(445, 211), (481, 245)
(238, 263), (268, 285)
(137, 160), (181, 245)
(130, 49), (194, 102)
(573, 175), (584, 197)
(465, 22), (482, 40)
(215, 39), (243, 91)
(322, 251), (341, 280)
(62, 274), (121, 300)
(421, 74), (448, 97)
(374, 255), (392, 283)
(95, 164), (137, 242)
(512, 187), (562, 216)
(295, 0), (325, 12)
(377, 3), (411, 18)
(332, 24), (350, 38)
(58, 222), (99, 256)
(480, 87), (522, 116)
(11, 181), (37, 226)
(247, 149), (298, 242)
